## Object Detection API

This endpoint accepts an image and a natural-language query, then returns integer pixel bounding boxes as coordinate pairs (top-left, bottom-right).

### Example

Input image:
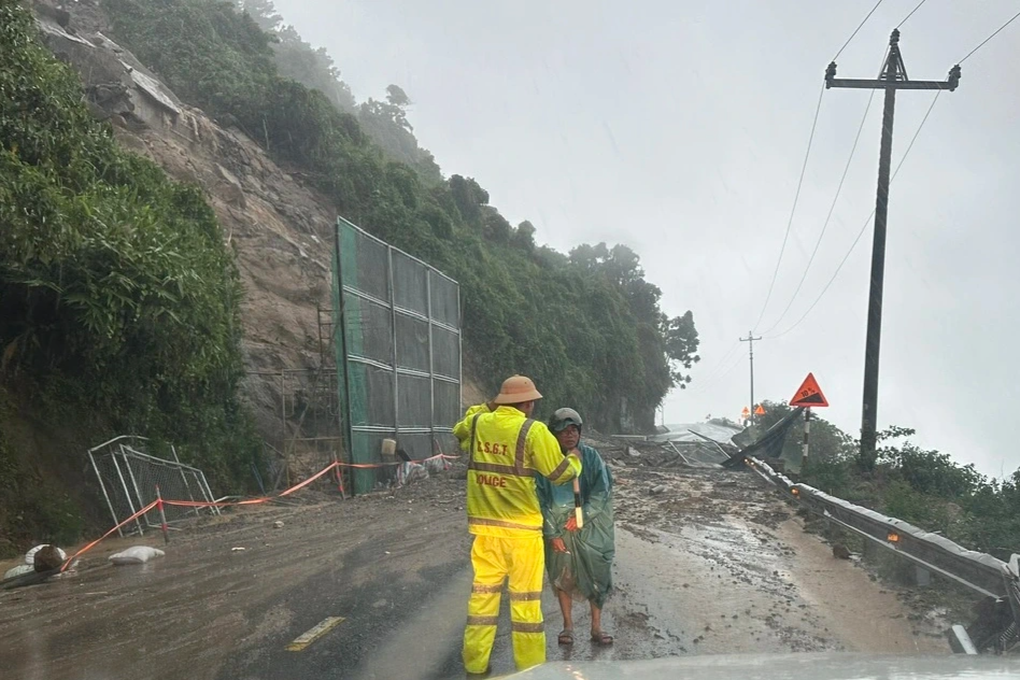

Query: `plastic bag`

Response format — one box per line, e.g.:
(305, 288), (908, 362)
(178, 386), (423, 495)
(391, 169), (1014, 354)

(397, 462), (429, 486)
(546, 496), (616, 608)
(109, 546), (165, 565)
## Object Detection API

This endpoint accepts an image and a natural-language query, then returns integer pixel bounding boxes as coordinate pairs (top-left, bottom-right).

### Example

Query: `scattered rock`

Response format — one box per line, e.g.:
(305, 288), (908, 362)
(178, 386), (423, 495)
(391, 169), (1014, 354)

(273, 520), (284, 529)
(832, 544), (851, 560)
(33, 545), (65, 572)
(650, 484), (668, 495)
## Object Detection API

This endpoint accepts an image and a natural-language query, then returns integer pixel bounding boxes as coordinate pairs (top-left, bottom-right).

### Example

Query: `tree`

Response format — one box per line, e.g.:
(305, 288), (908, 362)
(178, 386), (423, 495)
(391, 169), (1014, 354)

(662, 311), (700, 388)
(358, 86), (443, 184)
(482, 209), (512, 244)
(513, 220), (536, 252)
(236, 0), (281, 32)
(274, 25), (355, 111)
(386, 84), (410, 107)
(449, 175), (489, 224)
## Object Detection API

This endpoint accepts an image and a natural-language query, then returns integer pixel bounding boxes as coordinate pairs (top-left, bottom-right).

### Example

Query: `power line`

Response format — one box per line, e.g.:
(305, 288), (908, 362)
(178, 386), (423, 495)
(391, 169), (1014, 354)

(754, 1), (888, 332)
(960, 9), (1020, 63)
(897, 0), (929, 29)
(834, 0), (887, 61)
(760, 89), (878, 336)
(765, 90), (942, 340)
(685, 340), (741, 394)
(687, 351), (746, 397)
(752, 84), (825, 331)
(759, 48), (888, 335)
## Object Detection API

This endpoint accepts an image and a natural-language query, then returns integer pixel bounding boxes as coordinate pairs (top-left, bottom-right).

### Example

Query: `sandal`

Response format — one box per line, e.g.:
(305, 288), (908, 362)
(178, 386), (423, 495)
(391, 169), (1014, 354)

(591, 630), (614, 646)
(558, 629), (575, 646)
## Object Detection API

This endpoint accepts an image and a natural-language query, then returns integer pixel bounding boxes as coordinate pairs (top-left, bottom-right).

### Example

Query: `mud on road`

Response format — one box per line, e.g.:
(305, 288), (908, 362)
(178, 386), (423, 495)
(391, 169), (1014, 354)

(0, 452), (948, 680)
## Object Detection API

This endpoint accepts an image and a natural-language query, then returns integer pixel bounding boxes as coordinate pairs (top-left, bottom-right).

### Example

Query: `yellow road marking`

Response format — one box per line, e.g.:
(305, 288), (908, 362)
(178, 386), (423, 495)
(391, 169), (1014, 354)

(286, 616), (346, 652)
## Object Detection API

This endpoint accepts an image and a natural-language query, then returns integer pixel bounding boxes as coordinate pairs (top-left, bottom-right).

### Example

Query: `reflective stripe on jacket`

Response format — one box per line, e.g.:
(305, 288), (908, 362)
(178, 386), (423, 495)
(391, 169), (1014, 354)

(454, 404), (581, 538)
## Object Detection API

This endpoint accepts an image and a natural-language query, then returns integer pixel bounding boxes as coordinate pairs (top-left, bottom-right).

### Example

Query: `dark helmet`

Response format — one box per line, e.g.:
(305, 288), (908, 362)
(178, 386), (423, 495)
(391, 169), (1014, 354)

(548, 407), (583, 433)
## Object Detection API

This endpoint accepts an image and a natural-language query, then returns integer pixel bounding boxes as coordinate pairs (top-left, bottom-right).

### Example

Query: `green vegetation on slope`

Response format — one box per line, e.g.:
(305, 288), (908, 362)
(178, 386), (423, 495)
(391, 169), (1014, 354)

(756, 401), (1020, 559)
(0, 0), (257, 551)
(103, 0), (700, 431)
(234, 1), (441, 182)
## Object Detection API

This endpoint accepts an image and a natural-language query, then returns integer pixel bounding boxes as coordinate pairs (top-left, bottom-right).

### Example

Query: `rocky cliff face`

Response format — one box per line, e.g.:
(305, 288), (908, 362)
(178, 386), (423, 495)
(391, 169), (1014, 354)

(31, 1), (487, 466)
(34, 0), (341, 450)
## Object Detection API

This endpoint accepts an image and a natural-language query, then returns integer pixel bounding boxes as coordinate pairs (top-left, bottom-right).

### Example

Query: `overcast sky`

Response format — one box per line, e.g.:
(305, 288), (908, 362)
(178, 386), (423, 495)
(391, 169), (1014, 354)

(272, 0), (1020, 479)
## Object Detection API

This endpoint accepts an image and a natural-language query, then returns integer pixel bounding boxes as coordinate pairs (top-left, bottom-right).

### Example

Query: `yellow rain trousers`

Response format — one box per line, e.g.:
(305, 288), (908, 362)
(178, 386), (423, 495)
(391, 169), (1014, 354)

(464, 534), (545, 673)
(454, 404), (581, 674)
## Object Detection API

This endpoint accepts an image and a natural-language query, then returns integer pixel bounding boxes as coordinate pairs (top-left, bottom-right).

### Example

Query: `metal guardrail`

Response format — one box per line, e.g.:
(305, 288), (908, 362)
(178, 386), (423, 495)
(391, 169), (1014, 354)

(745, 455), (1020, 653)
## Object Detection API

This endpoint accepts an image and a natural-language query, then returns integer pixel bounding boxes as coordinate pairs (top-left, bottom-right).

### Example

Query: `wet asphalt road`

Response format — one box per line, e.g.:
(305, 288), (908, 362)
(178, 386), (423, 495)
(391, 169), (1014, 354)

(215, 532), (624, 680)
(218, 538), (468, 680)
(1, 469), (947, 680)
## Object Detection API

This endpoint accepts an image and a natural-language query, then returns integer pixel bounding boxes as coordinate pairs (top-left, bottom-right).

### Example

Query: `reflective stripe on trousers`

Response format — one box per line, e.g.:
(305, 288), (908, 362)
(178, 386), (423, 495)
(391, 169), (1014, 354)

(463, 534), (545, 673)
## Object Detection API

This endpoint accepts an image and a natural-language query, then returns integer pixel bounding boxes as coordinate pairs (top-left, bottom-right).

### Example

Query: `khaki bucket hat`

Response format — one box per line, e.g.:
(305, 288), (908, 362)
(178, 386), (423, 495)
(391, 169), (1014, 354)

(492, 375), (543, 405)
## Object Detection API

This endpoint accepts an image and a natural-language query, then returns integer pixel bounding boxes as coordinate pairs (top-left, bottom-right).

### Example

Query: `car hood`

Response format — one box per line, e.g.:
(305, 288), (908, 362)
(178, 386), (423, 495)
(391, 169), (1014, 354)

(506, 653), (1020, 680)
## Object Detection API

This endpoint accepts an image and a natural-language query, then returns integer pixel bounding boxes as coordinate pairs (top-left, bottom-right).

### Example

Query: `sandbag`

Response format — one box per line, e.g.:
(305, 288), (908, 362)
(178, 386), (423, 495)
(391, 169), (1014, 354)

(4, 565), (34, 581)
(109, 546), (165, 565)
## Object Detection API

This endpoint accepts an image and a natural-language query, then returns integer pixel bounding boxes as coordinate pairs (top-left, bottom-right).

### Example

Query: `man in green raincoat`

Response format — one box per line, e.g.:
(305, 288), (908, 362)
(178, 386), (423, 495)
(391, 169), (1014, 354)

(536, 407), (615, 647)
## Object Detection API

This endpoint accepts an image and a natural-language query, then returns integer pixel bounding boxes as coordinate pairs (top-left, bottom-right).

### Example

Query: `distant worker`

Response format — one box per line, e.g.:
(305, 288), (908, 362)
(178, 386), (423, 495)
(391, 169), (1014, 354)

(536, 407), (616, 647)
(453, 375), (582, 677)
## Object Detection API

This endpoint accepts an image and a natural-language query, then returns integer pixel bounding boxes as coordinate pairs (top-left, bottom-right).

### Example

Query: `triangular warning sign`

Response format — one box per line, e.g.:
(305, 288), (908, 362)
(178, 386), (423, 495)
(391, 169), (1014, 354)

(741, 406), (750, 417)
(790, 373), (829, 408)
(754, 404), (765, 415)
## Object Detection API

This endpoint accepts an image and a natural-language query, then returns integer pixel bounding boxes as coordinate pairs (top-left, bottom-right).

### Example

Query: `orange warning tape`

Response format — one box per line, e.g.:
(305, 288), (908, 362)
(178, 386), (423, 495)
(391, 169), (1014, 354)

(60, 499), (159, 572)
(163, 459), (343, 508)
(336, 452), (459, 469)
(61, 461), (342, 569)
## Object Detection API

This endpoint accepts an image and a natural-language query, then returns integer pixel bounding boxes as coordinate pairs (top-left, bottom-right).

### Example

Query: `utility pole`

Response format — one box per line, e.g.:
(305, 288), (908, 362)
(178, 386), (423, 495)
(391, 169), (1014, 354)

(825, 29), (960, 470)
(739, 331), (762, 426)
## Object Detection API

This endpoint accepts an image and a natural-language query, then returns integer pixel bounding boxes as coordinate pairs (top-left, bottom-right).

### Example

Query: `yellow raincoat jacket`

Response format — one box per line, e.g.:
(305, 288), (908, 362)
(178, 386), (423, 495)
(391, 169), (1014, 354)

(453, 404), (581, 536)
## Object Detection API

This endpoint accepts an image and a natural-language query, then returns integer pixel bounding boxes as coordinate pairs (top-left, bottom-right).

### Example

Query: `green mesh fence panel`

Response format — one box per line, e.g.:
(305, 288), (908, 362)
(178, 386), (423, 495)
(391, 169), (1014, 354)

(333, 217), (462, 494)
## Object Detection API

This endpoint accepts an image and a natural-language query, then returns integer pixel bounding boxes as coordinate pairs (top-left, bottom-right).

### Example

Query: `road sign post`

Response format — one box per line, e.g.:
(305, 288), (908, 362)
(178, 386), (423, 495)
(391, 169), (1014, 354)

(790, 373), (828, 468)
(801, 409), (811, 467)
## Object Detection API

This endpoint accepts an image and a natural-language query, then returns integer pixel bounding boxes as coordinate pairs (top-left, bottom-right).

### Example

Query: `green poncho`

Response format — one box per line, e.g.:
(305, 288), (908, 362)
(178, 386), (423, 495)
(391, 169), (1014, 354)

(535, 443), (615, 608)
